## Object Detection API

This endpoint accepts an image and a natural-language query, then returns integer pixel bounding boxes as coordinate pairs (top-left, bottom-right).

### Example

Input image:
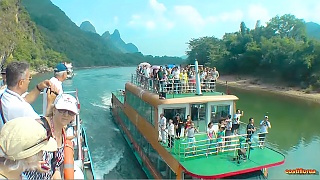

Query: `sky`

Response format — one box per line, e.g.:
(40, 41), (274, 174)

(51, 0), (320, 57)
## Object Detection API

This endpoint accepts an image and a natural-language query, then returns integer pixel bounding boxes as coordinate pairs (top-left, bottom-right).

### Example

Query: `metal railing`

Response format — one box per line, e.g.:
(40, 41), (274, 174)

(132, 74), (218, 95)
(159, 127), (268, 161)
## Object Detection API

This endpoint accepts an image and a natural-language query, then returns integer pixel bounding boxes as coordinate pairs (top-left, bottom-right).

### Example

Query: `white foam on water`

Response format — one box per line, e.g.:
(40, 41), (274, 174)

(102, 94), (112, 106)
(89, 93), (112, 109)
(90, 102), (109, 109)
(92, 147), (124, 179)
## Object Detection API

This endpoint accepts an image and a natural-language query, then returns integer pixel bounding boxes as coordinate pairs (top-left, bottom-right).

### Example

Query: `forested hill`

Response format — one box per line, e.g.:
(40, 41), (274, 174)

(0, 0), (65, 70)
(186, 15), (320, 90)
(21, 0), (184, 67)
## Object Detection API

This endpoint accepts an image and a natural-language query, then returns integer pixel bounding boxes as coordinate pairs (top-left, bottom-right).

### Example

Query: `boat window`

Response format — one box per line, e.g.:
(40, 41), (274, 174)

(211, 105), (230, 123)
(163, 108), (186, 121)
(125, 90), (155, 127)
(119, 107), (176, 179)
(190, 104), (206, 132)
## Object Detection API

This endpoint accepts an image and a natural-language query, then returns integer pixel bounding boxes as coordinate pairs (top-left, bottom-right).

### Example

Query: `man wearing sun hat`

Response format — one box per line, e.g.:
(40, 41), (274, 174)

(259, 115), (271, 148)
(42, 63), (68, 116)
(0, 117), (57, 179)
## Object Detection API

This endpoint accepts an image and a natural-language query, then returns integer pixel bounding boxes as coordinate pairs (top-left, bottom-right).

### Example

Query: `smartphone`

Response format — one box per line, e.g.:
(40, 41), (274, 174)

(41, 164), (50, 170)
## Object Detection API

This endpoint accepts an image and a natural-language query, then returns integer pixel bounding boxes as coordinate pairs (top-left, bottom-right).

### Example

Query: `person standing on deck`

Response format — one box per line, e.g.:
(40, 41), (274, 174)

(167, 119), (175, 148)
(174, 114), (183, 139)
(42, 63), (68, 116)
(206, 122), (217, 156)
(259, 115), (271, 148)
(0, 61), (58, 128)
(216, 124), (226, 153)
(225, 115), (232, 147)
(246, 118), (256, 146)
(158, 113), (167, 144)
(185, 123), (199, 155)
(232, 109), (244, 135)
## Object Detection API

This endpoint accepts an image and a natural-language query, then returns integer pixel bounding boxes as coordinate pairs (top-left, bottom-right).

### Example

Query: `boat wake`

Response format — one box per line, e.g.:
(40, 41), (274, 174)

(90, 94), (112, 109)
(92, 147), (124, 179)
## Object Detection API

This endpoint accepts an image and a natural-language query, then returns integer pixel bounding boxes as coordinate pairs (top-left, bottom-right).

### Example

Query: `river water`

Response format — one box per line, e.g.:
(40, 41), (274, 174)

(29, 67), (319, 179)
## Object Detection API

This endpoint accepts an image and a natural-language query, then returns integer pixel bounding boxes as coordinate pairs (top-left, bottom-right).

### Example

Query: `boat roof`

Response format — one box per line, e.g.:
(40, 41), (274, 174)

(125, 82), (238, 107)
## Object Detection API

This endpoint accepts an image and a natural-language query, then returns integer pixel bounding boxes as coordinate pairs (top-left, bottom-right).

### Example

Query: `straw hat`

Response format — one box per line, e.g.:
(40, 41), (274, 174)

(0, 117), (57, 160)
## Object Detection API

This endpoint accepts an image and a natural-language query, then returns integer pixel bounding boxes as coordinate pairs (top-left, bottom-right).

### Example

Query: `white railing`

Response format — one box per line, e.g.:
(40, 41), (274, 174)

(132, 74), (218, 94)
(159, 129), (268, 161)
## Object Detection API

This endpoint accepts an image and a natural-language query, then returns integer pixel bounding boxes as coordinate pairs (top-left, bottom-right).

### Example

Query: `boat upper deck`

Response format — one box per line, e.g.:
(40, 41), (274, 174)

(131, 74), (226, 99)
(162, 130), (285, 178)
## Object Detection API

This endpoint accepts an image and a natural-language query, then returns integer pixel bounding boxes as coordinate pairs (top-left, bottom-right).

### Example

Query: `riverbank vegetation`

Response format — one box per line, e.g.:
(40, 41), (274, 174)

(186, 14), (320, 91)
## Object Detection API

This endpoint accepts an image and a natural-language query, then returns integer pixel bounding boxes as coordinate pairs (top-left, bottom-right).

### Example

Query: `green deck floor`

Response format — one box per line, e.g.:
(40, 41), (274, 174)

(162, 133), (285, 177)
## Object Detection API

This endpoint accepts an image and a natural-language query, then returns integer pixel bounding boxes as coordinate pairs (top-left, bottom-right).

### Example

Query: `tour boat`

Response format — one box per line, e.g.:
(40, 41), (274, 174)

(110, 60), (285, 179)
(63, 62), (74, 79)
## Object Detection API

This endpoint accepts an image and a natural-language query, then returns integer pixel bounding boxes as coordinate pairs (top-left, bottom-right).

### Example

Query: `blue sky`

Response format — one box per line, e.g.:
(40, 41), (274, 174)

(51, 0), (320, 57)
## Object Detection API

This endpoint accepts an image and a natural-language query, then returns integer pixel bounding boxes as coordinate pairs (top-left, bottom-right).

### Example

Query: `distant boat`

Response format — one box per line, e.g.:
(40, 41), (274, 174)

(110, 60), (285, 179)
(64, 62), (74, 79)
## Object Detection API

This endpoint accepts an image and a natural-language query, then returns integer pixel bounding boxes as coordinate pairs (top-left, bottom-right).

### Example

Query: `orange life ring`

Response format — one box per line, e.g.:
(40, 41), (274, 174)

(64, 139), (74, 179)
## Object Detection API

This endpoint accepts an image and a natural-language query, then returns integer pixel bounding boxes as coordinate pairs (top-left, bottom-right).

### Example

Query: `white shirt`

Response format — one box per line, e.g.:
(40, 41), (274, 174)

(260, 120), (271, 133)
(173, 70), (180, 79)
(0, 89), (40, 128)
(42, 77), (63, 115)
(233, 113), (241, 124)
(159, 116), (166, 129)
(167, 123), (175, 136)
(66, 126), (77, 146)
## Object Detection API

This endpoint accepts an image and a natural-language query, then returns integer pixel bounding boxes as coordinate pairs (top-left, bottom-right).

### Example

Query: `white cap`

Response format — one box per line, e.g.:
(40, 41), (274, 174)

(54, 94), (79, 114)
(265, 115), (269, 119)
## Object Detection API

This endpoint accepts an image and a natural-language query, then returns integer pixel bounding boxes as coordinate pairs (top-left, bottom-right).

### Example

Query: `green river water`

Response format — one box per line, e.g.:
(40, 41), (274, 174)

(29, 67), (319, 179)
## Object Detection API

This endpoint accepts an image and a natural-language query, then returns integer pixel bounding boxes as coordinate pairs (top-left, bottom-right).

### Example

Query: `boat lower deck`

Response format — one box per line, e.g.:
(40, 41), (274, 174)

(161, 133), (284, 178)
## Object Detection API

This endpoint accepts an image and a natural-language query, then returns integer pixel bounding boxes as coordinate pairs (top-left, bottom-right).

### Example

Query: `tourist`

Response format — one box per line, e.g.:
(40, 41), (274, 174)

(216, 124), (226, 153)
(167, 119), (175, 148)
(225, 115), (232, 146)
(0, 61), (58, 128)
(0, 117), (57, 179)
(158, 113), (167, 144)
(206, 122), (217, 156)
(246, 118), (256, 144)
(259, 115), (271, 148)
(185, 122), (199, 155)
(24, 94), (79, 180)
(42, 63), (68, 116)
(232, 109), (244, 135)
(174, 114), (183, 139)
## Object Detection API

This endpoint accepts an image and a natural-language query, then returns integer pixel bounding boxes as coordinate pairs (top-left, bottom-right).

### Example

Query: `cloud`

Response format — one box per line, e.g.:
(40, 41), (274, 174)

(113, 16), (119, 24)
(146, 20), (156, 30)
(288, 1), (320, 23)
(149, 0), (166, 14)
(174, 5), (206, 28)
(127, 0), (174, 31)
(219, 10), (244, 22)
(247, 4), (270, 23)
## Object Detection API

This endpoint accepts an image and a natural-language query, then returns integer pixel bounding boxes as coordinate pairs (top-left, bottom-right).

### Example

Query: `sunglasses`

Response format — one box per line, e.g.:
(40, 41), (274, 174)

(57, 109), (76, 116)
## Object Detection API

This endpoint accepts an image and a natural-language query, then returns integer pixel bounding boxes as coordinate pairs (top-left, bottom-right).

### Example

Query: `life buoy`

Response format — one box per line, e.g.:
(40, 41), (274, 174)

(64, 139), (74, 179)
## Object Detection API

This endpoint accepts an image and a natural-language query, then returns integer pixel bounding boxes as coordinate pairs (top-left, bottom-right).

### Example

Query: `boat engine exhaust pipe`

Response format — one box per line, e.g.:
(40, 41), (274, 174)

(195, 59), (202, 95)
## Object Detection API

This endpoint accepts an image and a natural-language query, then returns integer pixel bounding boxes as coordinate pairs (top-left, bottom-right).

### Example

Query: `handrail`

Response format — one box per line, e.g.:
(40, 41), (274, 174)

(131, 74), (218, 95)
(159, 128), (268, 161)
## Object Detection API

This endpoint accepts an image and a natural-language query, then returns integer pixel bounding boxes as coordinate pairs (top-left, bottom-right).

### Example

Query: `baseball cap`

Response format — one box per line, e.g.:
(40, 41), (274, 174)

(265, 115), (269, 119)
(0, 117), (57, 160)
(54, 94), (79, 114)
(54, 63), (68, 72)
